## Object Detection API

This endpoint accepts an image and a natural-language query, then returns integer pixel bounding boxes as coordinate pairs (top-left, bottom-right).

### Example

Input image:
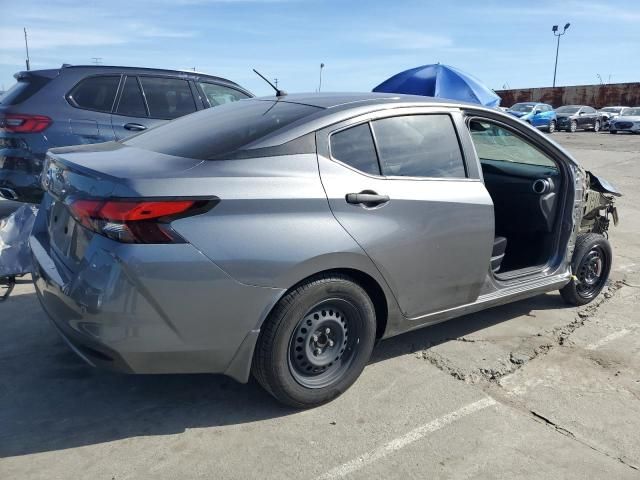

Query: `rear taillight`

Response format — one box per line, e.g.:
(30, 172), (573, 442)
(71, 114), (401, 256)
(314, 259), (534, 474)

(0, 114), (52, 133)
(68, 198), (213, 244)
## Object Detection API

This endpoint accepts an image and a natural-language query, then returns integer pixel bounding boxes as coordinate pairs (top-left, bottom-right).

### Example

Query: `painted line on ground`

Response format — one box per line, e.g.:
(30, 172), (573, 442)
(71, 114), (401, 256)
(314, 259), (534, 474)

(315, 397), (497, 480)
(586, 328), (632, 350)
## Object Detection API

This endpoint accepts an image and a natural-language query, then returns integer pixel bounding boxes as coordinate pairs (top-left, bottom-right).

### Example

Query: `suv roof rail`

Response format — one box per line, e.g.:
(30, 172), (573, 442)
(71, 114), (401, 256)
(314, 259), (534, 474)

(59, 64), (241, 87)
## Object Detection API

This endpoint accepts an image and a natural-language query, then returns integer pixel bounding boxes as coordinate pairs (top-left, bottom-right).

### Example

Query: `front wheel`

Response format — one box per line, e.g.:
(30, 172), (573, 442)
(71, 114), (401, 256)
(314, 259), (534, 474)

(569, 120), (578, 133)
(560, 233), (612, 306)
(593, 120), (601, 132)
(252, 274), (377, 408)
(548, 120), (556, 133)
(610, 130), (618, 134)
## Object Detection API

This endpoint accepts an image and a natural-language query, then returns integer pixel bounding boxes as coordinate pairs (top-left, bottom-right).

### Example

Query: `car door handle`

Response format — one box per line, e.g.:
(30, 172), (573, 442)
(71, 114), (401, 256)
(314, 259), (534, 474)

(346, 192), (390, 206)
(124, 123), (147, 131)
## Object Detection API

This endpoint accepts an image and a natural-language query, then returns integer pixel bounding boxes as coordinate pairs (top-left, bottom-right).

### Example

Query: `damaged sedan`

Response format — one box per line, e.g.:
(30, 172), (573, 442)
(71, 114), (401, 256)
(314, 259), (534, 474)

(30, 93), (620, 408)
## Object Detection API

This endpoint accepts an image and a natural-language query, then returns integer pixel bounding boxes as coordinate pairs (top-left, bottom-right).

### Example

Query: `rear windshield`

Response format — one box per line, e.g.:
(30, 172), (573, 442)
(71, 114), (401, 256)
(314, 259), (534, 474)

(124, 99), (322, 159)
(510, 103), (534, 113)
(556, 106), (580, 113)
(0, 77), (51, 105)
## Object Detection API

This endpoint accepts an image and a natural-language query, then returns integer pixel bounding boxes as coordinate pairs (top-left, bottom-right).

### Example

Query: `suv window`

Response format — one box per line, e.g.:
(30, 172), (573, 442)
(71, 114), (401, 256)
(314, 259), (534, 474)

(1, 76), (52, 106)
(116, 76), (147, 117)
(469, 120), (557, 168)
(330, 123), (380, 175)
(124, 99), (322, 159)
(198, 82), (249, 107)
(371, 114), (466, 178)
(68, 75), (120, 112)
(139, 77), (196, 119)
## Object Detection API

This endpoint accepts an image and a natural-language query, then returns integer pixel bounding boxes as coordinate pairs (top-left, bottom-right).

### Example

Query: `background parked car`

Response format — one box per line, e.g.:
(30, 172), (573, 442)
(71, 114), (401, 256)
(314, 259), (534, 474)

(555, 105), (602, 132)
(599, 106), (631, 130)
(506, 102), (557, 132)
(609, 107), (640, 134)
(0, 65), (253, 203)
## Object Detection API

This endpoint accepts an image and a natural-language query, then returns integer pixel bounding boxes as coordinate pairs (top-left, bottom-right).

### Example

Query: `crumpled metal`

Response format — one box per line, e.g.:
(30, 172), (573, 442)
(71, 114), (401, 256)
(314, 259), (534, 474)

(0, 204), (38, 277)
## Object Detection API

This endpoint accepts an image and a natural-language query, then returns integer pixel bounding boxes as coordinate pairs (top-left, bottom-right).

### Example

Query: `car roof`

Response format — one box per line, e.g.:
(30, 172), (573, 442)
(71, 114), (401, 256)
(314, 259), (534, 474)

(254, 92), (477, 110)
(15, 64), (247, 90)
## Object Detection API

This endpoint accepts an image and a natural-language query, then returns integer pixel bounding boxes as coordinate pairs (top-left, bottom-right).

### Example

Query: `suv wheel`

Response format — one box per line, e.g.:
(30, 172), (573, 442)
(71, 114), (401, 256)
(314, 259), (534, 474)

(560, 233), (612, 306)
(570, 120), (578, 132)
(548, 120), (556, 133)
(252, 274), (377, 408)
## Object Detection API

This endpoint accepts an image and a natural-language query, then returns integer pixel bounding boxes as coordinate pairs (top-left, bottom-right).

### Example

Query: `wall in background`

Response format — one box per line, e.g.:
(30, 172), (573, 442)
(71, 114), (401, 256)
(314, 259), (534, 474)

(496, 83), (640, 108)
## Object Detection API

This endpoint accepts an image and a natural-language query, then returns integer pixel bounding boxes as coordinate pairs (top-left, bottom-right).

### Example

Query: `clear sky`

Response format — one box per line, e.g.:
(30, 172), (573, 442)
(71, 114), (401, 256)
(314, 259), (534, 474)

(0, 0), (638, 96)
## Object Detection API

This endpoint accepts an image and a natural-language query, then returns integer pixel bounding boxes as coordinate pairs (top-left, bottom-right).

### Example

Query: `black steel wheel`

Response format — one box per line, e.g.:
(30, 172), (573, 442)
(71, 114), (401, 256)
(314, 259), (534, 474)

(252, 274), (377, 408)
(560, 233), (612, 306)
(288, 299), (360, 389)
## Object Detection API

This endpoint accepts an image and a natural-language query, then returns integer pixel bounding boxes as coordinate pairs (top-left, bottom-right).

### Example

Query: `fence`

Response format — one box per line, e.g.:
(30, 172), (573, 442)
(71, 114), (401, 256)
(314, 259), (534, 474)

(496, 83), (640, 108)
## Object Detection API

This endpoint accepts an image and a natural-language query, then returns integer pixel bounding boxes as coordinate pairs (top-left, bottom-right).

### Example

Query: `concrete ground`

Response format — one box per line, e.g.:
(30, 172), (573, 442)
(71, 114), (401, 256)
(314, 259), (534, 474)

(1, 132), (639, 479)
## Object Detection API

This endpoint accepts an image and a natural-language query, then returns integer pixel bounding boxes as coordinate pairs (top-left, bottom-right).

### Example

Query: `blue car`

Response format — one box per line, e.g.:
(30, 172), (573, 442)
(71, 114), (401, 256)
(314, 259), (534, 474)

(506, 102), (557, 133)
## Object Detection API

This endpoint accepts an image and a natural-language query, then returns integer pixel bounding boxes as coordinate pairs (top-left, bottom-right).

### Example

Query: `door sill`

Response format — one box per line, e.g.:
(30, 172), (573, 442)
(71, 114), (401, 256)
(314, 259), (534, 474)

(494, 264), (546, 281)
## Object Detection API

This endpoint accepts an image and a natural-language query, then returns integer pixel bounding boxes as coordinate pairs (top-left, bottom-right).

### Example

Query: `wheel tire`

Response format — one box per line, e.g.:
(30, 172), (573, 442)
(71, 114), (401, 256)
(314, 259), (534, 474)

(560, 233), (612, 306)
(252, 274), (377, 408)
(570, 120), (578, 133)
(593, 120), (601, 132)
(548, 120), (556, 133)
(610, 130), (617, 134)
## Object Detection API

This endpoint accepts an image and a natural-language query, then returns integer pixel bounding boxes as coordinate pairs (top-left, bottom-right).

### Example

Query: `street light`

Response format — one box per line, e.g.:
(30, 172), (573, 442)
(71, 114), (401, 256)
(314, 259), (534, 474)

(318, 63), (325, 92)
(552, 22), (570, 87)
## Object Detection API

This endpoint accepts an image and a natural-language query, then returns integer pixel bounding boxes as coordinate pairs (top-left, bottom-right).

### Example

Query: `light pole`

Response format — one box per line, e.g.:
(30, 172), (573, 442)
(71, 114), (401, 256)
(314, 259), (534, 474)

(318, 63), (325, 92)
(552, 23), (570, 87)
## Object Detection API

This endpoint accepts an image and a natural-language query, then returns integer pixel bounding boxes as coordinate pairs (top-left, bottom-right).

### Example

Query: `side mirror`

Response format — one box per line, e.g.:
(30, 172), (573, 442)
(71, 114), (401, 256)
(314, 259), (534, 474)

(579, 111), (585, 116)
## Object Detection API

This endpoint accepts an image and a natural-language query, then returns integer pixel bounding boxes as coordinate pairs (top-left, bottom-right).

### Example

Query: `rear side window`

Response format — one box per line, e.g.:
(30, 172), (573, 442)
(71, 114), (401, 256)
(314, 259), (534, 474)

(1, 77), (51, 106)
(124, 100), (322, 159)
(330, 124), (380, 175)
(371, 115), (466, 178)
(198, 82), (250, 107)
(68, 75), (120, 113)
(139, 77), (196, 119)
(116, 76), (147, 117)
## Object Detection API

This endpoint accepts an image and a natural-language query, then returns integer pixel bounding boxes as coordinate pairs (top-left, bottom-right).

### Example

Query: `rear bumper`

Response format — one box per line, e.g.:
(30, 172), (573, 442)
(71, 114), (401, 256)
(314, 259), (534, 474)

(30, 208), (284, 382)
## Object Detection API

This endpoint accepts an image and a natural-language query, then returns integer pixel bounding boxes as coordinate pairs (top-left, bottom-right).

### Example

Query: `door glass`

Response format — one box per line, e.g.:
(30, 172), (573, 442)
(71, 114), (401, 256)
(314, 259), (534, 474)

(469, 120), (557, 168)
(371, 114), (466, 178)
(116, 77), (147, 117)
(198, 82), (250, 107)
(330, 123), (380, 175)
(68, 76), (120, 112)
(139, 77), (196, 119)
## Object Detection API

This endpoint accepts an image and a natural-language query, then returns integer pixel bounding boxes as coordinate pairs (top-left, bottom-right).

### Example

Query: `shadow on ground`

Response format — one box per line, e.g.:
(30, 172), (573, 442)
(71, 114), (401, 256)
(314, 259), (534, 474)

(0, 291), (567, 458)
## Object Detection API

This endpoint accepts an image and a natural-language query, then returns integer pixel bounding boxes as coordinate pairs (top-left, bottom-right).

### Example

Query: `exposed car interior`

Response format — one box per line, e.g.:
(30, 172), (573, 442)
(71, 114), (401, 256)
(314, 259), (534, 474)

(469, 119), (562, 276)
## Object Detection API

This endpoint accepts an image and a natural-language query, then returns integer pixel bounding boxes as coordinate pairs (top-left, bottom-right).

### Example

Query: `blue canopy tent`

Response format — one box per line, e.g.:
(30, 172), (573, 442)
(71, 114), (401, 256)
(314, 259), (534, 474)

(373, 64), (501, 108)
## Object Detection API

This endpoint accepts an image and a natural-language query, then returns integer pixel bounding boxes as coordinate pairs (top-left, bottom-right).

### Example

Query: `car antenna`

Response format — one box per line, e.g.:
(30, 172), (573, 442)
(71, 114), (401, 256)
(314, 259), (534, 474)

(253, 69), (286, 98)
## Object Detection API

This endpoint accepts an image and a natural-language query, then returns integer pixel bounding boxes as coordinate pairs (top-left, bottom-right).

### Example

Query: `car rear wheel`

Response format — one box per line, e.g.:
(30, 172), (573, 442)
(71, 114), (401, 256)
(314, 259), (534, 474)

(593, 120), (601, 132)
(548, 120), (556, 133)
(252, 274), (377, 408)
(569, 120), (578, 132)
(560, 233), (612, 306)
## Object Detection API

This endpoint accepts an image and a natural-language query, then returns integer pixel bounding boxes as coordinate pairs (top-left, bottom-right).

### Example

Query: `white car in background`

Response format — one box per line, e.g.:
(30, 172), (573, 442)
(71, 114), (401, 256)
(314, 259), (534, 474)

(609, 107), (640, 134)
(599, 106), (631, 129)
